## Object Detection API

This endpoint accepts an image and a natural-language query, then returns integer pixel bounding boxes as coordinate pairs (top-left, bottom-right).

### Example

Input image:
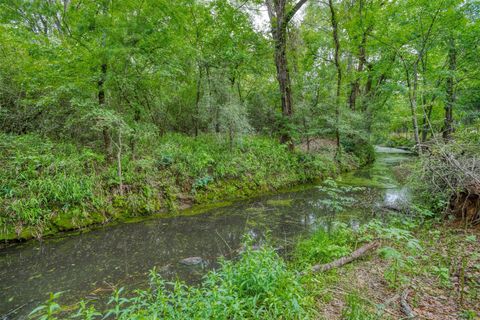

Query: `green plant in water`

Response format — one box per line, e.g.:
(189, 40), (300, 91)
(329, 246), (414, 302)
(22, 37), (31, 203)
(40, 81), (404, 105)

(30, 241), (314, 319)
(316, 179), (364, 214)
(72, 301), (101, 320)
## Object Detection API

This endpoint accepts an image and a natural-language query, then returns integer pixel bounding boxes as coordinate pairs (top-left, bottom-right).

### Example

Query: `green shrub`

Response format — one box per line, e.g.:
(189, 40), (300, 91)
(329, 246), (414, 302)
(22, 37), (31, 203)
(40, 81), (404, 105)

(0, 133), (103, 230)
(340, 134), (375, 166)
(31, 244), (314, 319)
(294, 223), (356, 268)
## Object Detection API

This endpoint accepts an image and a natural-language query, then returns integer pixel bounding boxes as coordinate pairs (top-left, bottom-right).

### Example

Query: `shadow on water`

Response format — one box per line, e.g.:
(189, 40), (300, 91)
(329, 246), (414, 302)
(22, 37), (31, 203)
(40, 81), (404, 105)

(0, 148), (412, 319)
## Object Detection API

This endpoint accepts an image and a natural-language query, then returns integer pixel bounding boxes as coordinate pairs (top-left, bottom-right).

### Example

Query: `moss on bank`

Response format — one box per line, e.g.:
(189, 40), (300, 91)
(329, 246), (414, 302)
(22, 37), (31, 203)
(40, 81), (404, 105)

(0, 132), (373, 241)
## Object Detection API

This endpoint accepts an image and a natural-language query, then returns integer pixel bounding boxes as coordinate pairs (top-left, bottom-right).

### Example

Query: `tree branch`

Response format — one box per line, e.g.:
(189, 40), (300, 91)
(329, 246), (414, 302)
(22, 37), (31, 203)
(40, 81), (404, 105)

(285, 0), (308, 24)
(301, 241), (379, 275)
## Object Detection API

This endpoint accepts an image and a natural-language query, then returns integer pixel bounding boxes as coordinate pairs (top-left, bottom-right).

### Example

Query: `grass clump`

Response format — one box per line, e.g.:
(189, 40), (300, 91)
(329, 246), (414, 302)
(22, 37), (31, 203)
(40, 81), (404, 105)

(0, 133), (106, 237)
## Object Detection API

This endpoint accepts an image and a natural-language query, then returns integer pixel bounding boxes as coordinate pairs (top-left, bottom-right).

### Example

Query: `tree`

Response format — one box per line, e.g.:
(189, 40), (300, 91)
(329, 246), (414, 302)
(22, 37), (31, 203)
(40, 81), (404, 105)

(327, 0), (341, 150)
(265, 0), (308, 148)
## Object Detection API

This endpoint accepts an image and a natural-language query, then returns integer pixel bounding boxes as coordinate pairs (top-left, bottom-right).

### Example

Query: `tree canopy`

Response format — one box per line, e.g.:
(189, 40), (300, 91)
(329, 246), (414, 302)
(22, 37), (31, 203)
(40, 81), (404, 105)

(1, 0), (478, 153)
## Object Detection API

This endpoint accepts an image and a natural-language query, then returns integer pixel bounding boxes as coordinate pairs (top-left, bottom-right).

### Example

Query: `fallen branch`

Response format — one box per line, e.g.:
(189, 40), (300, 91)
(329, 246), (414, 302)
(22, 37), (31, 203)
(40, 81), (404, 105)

(400, 289), (416, 319)
(302, 241), (379, 275)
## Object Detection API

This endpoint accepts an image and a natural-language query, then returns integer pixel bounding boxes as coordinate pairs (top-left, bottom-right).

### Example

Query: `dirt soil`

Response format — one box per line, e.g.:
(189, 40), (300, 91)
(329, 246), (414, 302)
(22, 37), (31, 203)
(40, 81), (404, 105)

(315, 222), (480, 319)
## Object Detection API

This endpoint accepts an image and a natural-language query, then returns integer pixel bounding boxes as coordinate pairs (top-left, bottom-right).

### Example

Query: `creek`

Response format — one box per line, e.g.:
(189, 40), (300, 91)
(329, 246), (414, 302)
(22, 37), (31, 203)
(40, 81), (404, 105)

(0, 147), (411, 319)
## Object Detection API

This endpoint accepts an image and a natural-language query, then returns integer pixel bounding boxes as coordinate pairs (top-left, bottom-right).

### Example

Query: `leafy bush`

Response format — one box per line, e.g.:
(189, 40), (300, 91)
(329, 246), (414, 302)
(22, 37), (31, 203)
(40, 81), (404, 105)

(340, 134), (375, 166)
(0, 133), (104, 232)
(294, 223), (356, 268)
(31, 244), (314, 319)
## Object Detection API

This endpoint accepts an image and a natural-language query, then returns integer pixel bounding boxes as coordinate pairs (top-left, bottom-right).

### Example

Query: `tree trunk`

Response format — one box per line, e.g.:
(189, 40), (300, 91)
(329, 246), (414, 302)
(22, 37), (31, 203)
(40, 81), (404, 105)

(421, 103), (433, 142)
(410, 64), (421, 150)
(403, 58), (421, 150)
(303, 241), (379, 274)
(348, 3), (369, 111)
(266, 0), (308, 150)
(274, 35), (294, 147)
(98, 62), (112, 161)
(443, 37), (456, 141)
(194, 64), (202, 137)
(328, 0), (341, 150)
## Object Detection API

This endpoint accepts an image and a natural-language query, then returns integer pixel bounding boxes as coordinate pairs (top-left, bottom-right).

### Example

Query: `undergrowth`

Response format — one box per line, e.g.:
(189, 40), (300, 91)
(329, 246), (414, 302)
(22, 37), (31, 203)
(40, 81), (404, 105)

(30, 243), (315, 320)
(0, 132), (372, 240)
(28, 216), (480, 319)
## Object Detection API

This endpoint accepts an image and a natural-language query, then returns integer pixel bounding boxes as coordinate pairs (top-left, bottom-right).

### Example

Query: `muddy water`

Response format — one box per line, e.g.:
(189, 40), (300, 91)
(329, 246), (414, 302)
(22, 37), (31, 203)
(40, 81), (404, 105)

(0, 148), (411, 319)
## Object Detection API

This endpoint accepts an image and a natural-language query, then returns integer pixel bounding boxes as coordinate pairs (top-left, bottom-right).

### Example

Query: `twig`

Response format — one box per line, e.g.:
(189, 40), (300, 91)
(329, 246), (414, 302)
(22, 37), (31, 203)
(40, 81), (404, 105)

(1, 303), (27, 319)
(400, 289), (416, 319)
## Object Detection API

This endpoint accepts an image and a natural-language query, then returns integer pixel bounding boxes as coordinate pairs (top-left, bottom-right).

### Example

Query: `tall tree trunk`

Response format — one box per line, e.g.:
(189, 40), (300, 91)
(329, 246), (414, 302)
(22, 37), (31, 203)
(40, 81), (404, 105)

(348, 0), (369, 112)
(274, 33), (294, 146)
(98, 62), (112, 161)
(420, 55), (429, 142)
(266, 0), (308, 150)
(401, 55), (421, 151)
(328, 0), (341, 150)
(401, 7), (440, 151)
(410, 61), (421, 149)
(194, 64), (202, 137)
(421, 104), (433, 142)
(443, 37), (456, 141)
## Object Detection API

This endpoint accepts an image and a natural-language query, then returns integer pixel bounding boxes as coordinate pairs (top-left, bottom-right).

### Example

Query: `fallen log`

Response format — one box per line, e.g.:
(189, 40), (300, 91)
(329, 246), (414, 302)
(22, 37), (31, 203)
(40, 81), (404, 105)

(302, 241), (379, 275)
(400, 289), (416, 319)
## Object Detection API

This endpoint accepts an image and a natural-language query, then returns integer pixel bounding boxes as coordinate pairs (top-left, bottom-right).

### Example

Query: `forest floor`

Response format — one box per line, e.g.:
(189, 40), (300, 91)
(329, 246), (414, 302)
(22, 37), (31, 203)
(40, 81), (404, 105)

(312, 221), (480, 320)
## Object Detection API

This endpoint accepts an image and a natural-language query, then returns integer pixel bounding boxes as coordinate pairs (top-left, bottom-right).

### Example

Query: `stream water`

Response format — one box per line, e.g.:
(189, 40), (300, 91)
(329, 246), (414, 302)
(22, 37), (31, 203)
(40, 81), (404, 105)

(0, 147), (411, 319)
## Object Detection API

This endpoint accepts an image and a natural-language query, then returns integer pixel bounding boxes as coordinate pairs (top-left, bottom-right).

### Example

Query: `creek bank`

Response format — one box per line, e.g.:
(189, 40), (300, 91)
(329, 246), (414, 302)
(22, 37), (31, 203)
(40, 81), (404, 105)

(311, 220), (480, 319)
(2, 148), (408, 318)
(1, 133), (374, 242)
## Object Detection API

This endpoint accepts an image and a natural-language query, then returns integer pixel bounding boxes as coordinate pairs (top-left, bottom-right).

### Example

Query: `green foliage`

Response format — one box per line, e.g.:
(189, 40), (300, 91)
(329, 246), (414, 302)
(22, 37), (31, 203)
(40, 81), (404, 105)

(0, 133), (104, 232)
(0, 132), (350, 240)
(294, 223), (356, 268)
(31, 244), (314, 319)
(29, 292), (63, 320)
(316, 179), (365, 213)
(340, 134), (375, 166)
